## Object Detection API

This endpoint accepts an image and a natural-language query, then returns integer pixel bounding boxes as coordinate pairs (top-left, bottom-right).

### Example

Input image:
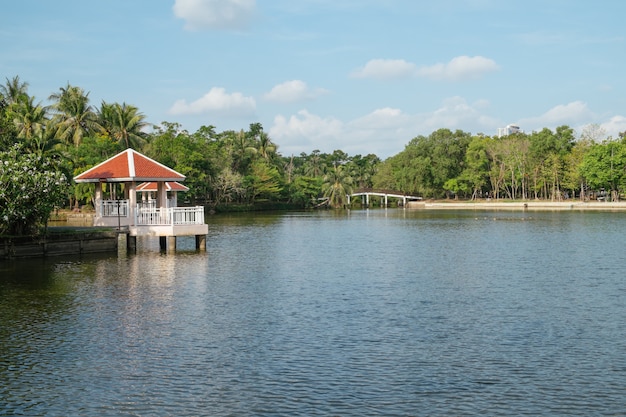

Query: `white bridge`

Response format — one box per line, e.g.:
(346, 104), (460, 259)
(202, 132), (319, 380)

(348, 188), (422, 207)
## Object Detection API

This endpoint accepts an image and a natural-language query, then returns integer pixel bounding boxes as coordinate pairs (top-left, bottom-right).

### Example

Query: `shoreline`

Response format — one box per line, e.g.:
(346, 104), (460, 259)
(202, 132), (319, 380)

(407, 200), (626, 211)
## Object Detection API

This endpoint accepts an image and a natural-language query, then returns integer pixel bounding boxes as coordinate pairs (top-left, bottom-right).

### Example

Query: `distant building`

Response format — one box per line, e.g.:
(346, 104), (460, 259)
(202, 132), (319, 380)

(497, 124), (522, 137)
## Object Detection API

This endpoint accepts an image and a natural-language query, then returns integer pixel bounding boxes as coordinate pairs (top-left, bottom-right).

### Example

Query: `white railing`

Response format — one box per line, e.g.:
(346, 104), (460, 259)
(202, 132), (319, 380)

(136, 206), (205, 226)
(137, 200), (157, 211)
(99, 200), (129, 217)
(137, 198), (176, 210)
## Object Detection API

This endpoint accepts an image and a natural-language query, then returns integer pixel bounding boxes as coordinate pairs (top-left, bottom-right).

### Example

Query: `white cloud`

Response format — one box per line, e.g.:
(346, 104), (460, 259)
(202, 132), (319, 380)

(350, 59), (417, 79)
(270, 110), (342, 140)
(264, 80), (329, 103)
(417, 55), (499, 81)
(267, 97), (499, 158)
(351, 56), (499, 82)
(517, 101), (593, 131)
(349, 107), (409, 129)
(169, 87), (256, 116)
(600, 115), (626, 138)
(173, 0), (256, 31)
(419, 96), (498, 132)
(265, 99), (624, 159)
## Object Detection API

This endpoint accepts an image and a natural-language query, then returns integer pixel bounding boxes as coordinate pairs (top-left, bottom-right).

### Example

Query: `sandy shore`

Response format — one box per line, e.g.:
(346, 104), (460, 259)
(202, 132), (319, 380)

(407, 200), (626, 210)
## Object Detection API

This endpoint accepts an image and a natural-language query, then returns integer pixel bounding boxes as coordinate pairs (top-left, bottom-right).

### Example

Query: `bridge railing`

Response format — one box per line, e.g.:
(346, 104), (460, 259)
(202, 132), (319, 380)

(351, 188), (422, 198)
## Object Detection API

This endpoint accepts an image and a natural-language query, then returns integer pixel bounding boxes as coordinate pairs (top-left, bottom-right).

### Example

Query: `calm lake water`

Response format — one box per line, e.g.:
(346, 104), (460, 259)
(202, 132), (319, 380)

(1, 209), (625, 416)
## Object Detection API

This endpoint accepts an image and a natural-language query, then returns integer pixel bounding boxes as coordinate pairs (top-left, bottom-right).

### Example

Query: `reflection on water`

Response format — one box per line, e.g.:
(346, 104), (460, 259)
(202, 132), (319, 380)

(1, 209), (626, 416)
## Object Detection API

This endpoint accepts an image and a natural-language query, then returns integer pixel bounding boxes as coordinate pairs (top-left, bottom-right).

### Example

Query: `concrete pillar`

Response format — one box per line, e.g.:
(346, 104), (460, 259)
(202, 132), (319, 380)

(127, 235), (136, 253)
(167, 236), (176, 253)
(95, 182), (103, 216)
(196, 234), (207, 251)
(117, 232), (127, 256)
(157, 182), (167, 208)
(128, 181), (137, 225)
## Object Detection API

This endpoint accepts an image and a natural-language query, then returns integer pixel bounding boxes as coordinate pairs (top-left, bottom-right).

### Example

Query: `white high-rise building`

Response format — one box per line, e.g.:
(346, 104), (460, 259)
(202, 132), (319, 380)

(497, 124), (521, 137)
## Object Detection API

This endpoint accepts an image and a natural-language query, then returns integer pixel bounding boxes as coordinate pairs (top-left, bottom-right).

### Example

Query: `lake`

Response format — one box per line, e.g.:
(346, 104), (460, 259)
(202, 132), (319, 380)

(1, 209), (625, 416)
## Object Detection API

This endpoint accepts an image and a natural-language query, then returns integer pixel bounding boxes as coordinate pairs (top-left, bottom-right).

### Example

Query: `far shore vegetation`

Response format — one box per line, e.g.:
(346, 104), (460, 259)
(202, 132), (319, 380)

(2, 75), (626, 236)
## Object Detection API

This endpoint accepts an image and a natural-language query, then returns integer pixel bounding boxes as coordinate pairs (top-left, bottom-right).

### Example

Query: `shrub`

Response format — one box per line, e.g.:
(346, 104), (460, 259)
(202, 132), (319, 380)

(0, 144), (68, 235)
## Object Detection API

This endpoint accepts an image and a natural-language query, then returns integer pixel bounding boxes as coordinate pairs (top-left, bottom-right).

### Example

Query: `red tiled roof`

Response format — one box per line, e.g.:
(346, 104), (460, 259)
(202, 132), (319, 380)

(136, 182), (189, 192)
(73, 149), (185, 183)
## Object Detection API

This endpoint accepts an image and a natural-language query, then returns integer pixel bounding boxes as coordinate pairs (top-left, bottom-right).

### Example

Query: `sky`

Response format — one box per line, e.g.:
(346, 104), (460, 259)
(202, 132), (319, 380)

(2, 0), (626, 159)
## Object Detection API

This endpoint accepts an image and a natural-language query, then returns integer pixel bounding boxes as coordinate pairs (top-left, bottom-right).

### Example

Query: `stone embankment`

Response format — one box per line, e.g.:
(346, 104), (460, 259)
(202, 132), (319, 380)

(407, 200), (626, 210)
(1, 229), (119, 260)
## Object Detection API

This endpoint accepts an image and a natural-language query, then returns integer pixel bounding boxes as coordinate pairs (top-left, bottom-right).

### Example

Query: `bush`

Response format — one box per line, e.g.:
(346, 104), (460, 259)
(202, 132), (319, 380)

(0, 144), (68, 235)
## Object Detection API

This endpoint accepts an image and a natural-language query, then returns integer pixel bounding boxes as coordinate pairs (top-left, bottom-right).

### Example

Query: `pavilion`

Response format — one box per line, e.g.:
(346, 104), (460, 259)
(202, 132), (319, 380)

(73, 148), (208, 251)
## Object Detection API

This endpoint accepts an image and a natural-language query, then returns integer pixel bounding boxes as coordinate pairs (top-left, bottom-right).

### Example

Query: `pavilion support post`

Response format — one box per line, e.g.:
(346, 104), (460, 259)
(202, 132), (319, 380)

(95, 182), (103, 217)
(127, 235), (136, 253)
(167, 236), (176, 253)
(117, 232), (127, 255)
(157, 182), (167, 208)
(128, 181), (137, 226)
(196, 234), (207, 251)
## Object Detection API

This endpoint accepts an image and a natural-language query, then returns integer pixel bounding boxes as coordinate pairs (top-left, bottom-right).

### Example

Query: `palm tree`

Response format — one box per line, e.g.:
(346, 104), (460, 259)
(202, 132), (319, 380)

(26, 120), (62, 157)
(49, 83), (102, 147)
(304, 150), (325, 177)
(256, 132), (277, 161)
(0, 75), (29, 104)
(228, 129), (256, 173)
(11, 95), (48, 140)
(348, 154), (380, 188)
(322, 164), (353, 208)
(98, 102), (147, 149)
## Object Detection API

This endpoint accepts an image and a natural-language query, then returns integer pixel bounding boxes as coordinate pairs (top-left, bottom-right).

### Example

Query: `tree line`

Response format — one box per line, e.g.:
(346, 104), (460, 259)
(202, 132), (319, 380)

(374, 126), (626, 201)
(0, 75), (379, 228)
(2, 74), (626, 235)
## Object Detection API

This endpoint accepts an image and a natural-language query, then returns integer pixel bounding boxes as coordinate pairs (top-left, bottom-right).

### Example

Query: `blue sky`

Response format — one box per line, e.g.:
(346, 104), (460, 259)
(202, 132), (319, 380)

(2, 0), (625, 158)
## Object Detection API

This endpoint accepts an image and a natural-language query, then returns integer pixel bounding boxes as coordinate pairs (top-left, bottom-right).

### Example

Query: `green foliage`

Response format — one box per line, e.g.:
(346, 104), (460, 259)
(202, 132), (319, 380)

(0, 144), (68, 235)
(145, 122), (218, 203)
(97, 102), (148, 149)
(214, 168), (245, 204)
(373, 129), (471, 198)
(49, 83), (102, 147)
(247, 160), (283, 202)
(457, 135), (491, 199)
(289, 176), (323, 207)
(322, 164), (353, 208)
(580, 139), (626, 196)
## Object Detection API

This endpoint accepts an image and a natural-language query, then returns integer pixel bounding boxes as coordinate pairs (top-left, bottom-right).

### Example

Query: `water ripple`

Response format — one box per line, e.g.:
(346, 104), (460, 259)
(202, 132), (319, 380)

(1, 210), (626, 415)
